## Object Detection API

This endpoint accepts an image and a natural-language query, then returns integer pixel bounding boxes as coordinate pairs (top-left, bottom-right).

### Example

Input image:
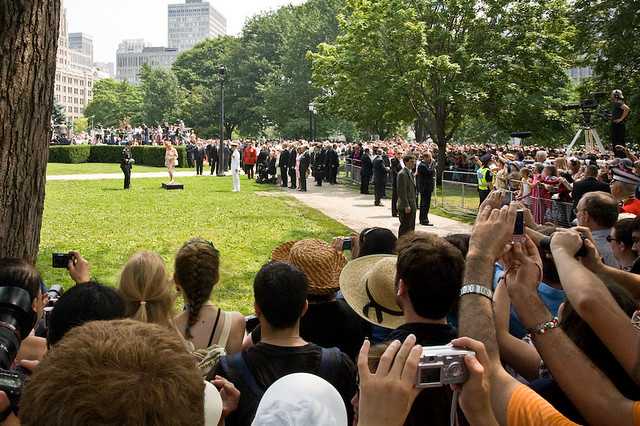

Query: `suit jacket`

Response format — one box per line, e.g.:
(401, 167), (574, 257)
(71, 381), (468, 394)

(288, 149), (297, 170)
(327, 149), (339, 169)
(278, 150), (290, 168)
(206, 144), (218, 161)
(416, 161), (435, 194)
(361, 154), (373, 177)
(299, 152), (311, 173)
(373, 156), (388, 182)
(397, 167), (417, 211)
(391, 157), (403, 178)
(571, 177), (610, 209)
(195, 147), (206, 161)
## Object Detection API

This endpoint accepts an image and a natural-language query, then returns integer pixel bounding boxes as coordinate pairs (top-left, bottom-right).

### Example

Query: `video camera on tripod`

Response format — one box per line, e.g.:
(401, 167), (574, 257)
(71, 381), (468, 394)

(561, 92), (609, 154)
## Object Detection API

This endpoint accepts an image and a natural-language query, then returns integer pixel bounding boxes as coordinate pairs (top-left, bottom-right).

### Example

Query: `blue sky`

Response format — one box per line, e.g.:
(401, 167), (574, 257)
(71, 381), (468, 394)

(63, 0), (306, 63)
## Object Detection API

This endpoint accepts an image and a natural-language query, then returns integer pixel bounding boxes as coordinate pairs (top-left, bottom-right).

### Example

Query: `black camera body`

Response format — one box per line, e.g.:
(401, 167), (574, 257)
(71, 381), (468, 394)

(539, 234), (588, 258)
(52, 253), (71, 269)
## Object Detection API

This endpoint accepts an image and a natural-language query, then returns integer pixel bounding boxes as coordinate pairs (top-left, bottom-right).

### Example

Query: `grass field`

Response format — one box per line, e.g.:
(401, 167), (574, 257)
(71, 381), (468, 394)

(46, 163), (176, 175)
(37, 175), (350, 314)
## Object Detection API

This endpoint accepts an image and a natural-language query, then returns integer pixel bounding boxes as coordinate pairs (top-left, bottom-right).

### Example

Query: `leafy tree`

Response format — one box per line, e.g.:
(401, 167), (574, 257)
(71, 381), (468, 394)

(139, 64), (182, 126)
(73, 116), (88, 134)
(84, 79), (143, 128)
(574, 0), (640, 144)
(52, 100), (66, 126)
(311, 0), (575, 179)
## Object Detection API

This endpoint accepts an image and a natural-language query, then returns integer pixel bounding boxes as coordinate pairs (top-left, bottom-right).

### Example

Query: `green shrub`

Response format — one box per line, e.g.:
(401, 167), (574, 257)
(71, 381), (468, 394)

(48, 145), (91, 163)
(87, 145), (122, 163)
(49, 144), (189, 168)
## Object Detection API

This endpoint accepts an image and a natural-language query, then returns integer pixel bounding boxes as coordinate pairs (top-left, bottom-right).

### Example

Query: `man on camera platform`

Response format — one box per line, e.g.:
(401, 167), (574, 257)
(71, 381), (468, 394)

(611, 89), (631, 147)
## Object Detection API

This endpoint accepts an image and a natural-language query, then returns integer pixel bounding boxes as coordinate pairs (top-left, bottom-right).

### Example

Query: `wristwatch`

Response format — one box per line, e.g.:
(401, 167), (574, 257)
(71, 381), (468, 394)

(460, 284), (493, 301)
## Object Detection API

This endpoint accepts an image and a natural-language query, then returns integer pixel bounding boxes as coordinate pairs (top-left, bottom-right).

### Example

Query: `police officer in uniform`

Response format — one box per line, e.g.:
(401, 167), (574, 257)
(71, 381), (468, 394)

(476, 153), (493, 206)
(120, 143), (134, 190)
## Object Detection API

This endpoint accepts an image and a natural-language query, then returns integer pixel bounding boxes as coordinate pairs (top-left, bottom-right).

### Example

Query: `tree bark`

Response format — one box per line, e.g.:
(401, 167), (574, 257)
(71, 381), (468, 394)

(0, 0), (60, 262)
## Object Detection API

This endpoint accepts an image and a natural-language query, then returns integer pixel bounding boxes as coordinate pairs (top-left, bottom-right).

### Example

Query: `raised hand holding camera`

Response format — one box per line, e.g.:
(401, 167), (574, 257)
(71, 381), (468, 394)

(67, 251), (91, 284)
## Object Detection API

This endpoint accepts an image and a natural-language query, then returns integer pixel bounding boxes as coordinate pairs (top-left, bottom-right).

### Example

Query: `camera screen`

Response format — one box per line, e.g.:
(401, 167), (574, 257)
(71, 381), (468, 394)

(514, 210), (524, 235)
(0, 375), (21, 388)
(419, 367), (441, 384)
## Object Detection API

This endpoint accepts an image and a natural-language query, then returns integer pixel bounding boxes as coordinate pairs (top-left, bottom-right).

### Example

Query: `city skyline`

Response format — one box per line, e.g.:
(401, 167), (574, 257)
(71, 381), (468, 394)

(63, 0), (306, 64)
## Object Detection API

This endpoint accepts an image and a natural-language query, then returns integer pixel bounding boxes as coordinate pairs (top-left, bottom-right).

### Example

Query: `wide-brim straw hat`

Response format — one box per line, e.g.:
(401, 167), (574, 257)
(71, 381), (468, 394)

(271, 239), (347, 296)
(340, 255), (404, 329)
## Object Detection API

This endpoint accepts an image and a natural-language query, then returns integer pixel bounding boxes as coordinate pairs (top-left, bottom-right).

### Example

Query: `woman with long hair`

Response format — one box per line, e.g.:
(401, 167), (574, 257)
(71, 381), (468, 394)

(173, 238), (245, 355)
(118, 251), (176, 331)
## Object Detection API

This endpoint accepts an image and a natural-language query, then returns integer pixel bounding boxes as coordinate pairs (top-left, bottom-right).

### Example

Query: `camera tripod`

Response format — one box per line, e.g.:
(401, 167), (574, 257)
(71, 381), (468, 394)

(565, 126), (606, 154)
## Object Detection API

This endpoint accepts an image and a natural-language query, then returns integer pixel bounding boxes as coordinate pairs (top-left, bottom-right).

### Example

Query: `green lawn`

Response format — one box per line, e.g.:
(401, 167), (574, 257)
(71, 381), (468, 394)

(46, 163), (184, 175)
(38, 176), (350, 314)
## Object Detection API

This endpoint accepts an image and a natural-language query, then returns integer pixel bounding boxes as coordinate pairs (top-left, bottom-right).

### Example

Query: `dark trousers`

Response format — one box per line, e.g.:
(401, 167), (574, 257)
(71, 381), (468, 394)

(419, 191), (432, 223)
(398, 208), (416, 237)
(328, 166), (338, 184)
(196, 159), (204, 175)
(280, 167), (288, 187)
(374, 179), (385, 205)
(360, 174), (371, 194)
(479, 189), (491, 206)
(121, 166), (131, 189)
(210, 159), (217, 175)
(300, 170), (308, 191)
(245, 164), (255, 179)
(187, 153), (194, 168)
(391, 175), (398, 216)
(315, 170), (324, 186)
(289, 168), (297, 189)
(612, 123), (626, 147)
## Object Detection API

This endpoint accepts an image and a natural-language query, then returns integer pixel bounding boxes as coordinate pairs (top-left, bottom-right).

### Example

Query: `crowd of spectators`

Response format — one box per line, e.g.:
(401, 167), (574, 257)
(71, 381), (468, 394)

(4, 174), (640, 424)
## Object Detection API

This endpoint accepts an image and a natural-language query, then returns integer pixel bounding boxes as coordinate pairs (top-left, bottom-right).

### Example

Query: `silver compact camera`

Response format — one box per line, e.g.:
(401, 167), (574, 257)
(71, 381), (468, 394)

(416, 345), (475, 388)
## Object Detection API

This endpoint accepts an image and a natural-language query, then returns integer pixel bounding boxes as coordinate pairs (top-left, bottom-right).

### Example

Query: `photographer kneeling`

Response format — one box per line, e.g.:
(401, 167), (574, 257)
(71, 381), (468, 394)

(0, 258), (47, 424)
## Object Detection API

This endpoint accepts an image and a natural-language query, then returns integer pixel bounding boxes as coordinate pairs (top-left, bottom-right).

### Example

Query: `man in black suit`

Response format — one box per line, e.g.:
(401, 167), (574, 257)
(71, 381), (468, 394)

(313, 144), (327, 186)
(416, 151), (435, 226)
(120, 143), (133, 190)
(390, 151), (403, 217)
(397, 154), (417, 236)
(571, 164), (611, 212)
(372, 149), (389, 206)
(288, 145), (298, 189)
(206, 142), (218, 175)
(278, 143), (290, 187)
(360, 148), (373, 195)
(194, 141), (206, 176)
(299, 147), (311, 192)
(326, 144), (340, 184)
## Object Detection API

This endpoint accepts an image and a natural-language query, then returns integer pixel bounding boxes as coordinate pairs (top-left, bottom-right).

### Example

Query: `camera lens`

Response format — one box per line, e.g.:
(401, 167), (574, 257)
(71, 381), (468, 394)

(446, 362), (464, 378)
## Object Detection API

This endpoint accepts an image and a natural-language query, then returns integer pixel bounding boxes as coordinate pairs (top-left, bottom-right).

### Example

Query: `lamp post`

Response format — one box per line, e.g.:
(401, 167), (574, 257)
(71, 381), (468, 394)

(217, 65), (226, 176)
(308, 102), (317, 142)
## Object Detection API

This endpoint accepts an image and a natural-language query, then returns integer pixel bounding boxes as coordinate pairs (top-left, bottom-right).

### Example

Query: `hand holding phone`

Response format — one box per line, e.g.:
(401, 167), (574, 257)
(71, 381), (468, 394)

(512, 209), (526, 243)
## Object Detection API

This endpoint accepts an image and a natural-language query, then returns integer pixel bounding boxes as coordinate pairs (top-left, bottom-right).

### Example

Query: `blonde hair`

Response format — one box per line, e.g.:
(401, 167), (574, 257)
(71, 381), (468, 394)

(118, 251), (176, 329)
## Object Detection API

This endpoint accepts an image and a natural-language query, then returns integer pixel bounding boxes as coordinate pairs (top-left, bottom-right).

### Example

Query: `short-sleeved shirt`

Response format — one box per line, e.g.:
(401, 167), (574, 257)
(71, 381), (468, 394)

(507, 385), (579, 426)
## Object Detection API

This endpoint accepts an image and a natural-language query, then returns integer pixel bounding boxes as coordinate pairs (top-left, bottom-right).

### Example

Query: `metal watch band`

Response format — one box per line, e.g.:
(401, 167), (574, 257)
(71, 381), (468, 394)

(460, 284), (493, 300)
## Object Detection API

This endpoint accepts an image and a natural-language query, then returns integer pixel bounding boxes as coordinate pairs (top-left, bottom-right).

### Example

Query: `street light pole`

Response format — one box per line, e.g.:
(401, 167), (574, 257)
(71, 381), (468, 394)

(308, 102), (317, 142)
(217, 65), (226, 176)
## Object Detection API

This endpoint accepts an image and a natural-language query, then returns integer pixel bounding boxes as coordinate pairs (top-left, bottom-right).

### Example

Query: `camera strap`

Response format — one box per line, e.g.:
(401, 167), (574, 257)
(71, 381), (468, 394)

(363, 280), (403, 324)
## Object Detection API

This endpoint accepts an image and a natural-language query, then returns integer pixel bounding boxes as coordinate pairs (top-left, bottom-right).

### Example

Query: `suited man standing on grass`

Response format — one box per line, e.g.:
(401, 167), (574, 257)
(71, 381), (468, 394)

(397, 154), (417, 236)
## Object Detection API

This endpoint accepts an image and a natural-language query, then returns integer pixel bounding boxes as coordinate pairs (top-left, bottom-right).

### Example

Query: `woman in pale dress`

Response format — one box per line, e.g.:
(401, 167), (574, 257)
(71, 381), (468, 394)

(164, 140), (178, 184)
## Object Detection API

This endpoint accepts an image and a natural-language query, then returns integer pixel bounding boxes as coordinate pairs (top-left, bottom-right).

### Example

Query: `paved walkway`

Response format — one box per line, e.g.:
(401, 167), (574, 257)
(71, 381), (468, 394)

(47, 171), (471, 236)
(279, 182), (471, 237)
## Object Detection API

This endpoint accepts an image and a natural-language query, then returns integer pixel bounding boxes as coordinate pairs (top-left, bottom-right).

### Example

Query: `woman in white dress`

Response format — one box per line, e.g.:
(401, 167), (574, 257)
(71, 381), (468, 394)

(164, 140), (179, 184)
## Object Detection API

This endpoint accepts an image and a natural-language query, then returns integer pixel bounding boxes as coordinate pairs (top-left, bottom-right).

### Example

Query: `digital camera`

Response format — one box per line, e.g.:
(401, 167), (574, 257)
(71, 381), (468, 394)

(416, 345), (475, 388)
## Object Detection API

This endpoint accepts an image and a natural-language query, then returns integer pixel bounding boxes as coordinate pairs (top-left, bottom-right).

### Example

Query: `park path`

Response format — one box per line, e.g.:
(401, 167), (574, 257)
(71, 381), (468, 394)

(47, 171), (471, 236)
(279, 183), (471, 237)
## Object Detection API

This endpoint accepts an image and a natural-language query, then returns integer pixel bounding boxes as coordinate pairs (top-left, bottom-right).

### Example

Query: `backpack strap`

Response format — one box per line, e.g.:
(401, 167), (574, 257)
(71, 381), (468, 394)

(219, 353), (263, 399)
(319, 347), (341, 384)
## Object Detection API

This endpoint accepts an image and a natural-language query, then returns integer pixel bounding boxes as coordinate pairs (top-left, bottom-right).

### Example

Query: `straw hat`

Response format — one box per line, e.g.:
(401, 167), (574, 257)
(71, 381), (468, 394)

(271, 239), (347, 296)
(339, 255), (404, 329)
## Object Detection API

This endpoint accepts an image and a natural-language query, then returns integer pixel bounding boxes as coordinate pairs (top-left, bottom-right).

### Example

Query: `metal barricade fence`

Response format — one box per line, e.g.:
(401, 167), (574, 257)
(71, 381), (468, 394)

(441, 171), (574, 227)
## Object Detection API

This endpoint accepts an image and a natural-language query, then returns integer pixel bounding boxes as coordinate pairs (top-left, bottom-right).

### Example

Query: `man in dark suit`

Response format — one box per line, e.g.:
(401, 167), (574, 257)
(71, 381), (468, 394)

(571, 164), (611, 212)
(194, 141), (206, 176)
(288, 145), (298, 189)
(299, 147), (311, 192)
(360, 148), (373, 194)
(206, 142), (218, 175)
(372, 149), (389, 206)
(278, 143), (290, 187)
(416, 151), (435, 226)
(397, 154), (417, 236)
(390, 151), (403, 217)
(326, 144), (340, 184)
(120, 143), (133, 190)
(312, 144), (327, 186)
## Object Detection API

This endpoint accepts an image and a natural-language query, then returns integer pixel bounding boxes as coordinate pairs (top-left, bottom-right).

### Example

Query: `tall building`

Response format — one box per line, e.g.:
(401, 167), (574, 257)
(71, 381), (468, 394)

(116, 42), (179, 85)
(568, 66), (594, 83)
(54, 5), (100, 123)
(168, 0), (227, 52)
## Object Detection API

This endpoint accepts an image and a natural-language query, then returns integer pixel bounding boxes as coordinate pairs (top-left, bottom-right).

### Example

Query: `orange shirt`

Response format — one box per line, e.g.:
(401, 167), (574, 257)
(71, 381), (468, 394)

(507, 385), (579, 426)
(622, 198), (640, 216)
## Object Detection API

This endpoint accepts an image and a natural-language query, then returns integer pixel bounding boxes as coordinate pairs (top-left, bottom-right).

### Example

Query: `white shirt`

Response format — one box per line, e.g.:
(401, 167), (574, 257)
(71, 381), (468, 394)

(231, 149), (241, 172)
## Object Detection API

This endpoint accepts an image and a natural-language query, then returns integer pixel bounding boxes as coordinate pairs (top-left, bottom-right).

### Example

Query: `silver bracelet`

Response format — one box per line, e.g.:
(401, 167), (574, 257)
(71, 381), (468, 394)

(460, 284), (493, 301)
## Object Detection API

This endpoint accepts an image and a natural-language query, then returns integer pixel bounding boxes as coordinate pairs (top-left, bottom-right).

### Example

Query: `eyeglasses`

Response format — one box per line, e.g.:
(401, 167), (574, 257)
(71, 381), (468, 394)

(606, 236), (619, 243)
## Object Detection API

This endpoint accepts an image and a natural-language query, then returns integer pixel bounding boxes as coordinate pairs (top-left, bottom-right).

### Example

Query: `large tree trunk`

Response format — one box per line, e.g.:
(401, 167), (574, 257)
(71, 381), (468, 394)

(0, 0), (60, 262)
